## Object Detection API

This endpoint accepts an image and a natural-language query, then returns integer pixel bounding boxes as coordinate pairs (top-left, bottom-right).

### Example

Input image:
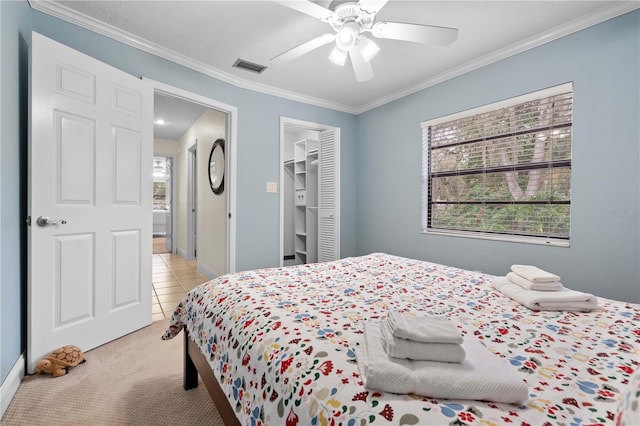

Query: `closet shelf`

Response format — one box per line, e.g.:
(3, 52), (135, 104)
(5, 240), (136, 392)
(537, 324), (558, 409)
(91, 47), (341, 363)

(285, 138), (319, 265)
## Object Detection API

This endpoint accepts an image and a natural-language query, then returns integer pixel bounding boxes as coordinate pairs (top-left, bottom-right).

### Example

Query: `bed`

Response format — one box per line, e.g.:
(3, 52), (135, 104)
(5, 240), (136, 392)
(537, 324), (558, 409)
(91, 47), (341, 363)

(162, 253), (640, 425)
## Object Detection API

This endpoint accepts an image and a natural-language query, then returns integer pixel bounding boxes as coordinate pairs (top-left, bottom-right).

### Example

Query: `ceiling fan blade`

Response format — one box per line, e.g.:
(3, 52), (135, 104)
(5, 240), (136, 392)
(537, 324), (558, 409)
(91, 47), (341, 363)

(272, 0), (335, 21)
(271, 33), (336, 63)
(348, 46), (374, 82)
(372, 21), (458, 45)
(357, 0), (389, 14)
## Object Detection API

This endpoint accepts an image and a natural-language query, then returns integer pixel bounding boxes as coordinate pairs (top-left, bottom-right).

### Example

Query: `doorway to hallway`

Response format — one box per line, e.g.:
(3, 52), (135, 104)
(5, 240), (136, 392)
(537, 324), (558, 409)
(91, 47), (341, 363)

(152, 155), (173, 254)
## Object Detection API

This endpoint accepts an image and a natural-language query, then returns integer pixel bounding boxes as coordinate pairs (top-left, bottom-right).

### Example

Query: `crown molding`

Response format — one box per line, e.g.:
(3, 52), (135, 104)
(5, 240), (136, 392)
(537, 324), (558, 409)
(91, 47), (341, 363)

(28, 0), (359, 114)
(354, 2), (640, 114)
(30, 0), (638, 116)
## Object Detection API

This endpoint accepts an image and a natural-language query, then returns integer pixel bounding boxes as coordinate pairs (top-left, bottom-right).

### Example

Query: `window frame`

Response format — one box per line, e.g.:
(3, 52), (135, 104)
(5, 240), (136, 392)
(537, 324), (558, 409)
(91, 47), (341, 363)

(421, 82), (573, 247)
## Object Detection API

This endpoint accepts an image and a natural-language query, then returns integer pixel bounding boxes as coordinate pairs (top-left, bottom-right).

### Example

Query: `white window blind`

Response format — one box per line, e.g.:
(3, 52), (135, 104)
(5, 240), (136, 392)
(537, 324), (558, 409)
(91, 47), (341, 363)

(421, 83), (573, 244)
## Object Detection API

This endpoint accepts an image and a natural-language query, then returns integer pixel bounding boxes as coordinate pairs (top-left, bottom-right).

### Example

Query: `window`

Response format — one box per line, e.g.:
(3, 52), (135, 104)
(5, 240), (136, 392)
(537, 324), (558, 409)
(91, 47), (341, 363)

(153, 182), (167, 209)
(421, 83), (573, 245)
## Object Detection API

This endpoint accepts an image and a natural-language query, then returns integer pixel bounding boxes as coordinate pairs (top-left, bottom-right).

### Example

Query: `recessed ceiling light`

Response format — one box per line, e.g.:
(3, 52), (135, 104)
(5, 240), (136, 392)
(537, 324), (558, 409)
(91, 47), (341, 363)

(154, 119), (166, 125)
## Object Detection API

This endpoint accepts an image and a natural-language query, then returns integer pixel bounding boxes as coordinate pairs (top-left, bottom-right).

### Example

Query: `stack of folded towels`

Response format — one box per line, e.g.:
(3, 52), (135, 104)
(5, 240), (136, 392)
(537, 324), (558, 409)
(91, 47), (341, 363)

(356, 312), (528, 404)
(379, 311), (466, 362)
(492, 264), (598, 312)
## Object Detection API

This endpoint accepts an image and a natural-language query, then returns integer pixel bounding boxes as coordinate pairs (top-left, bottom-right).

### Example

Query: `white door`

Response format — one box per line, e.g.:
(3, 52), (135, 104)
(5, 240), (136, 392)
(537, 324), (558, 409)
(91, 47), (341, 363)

(318, 129), (340, 262)
(188, 144), (198, 259)
(28, 32), (153, 372)
(165, 157), (173, 252)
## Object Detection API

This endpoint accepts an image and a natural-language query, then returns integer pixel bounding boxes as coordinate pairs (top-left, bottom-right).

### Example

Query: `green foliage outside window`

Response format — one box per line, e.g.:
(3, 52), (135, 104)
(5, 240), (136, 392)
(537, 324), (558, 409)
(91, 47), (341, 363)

(423, 87), (572, 241)
(153, 182), (166, 209)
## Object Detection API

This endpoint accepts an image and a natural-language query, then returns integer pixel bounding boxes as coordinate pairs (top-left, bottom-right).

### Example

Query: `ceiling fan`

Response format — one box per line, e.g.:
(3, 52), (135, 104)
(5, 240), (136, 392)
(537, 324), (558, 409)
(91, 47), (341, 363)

(271, 0), (458, 82)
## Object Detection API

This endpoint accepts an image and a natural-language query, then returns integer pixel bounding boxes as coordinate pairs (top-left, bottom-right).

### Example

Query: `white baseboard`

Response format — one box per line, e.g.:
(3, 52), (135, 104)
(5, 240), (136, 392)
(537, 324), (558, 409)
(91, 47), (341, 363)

(196, 261), (217, 280)
(1, 353), (25, 417)
(177, 248), (190, 260)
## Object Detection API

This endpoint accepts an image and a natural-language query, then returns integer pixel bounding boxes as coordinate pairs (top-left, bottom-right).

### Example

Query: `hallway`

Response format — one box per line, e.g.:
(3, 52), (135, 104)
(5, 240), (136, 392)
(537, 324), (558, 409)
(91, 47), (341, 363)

(152, 253), (209, 321)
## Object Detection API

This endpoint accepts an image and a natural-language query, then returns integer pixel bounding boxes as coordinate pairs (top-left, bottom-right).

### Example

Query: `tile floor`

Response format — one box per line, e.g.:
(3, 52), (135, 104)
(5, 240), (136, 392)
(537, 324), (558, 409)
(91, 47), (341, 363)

(153, 236), (170, 254)
(152, 253), (210, 322)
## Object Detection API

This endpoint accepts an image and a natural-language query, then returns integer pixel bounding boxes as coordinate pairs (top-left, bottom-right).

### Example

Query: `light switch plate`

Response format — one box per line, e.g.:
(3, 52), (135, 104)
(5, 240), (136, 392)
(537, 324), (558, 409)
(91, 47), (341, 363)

(266, 181), (277, 193)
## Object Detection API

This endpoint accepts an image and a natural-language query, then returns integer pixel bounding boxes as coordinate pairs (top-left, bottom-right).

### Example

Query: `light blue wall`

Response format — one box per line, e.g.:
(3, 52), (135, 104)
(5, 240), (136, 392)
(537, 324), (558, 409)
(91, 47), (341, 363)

(31, 10), (359, 272)
(2, 1), (638, 391)
(1, 0), (31, 384)
(356, 10), (640, 303)
(1, 3), (358, 385)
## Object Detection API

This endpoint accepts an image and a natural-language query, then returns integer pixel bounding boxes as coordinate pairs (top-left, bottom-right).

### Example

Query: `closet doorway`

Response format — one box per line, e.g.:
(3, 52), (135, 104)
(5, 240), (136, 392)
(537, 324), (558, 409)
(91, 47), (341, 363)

(279, 118), (340, 267)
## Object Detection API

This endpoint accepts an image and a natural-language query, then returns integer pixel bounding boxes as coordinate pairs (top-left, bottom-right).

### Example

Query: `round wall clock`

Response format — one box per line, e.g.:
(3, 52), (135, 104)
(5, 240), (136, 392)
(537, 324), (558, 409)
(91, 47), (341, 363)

(208, 138), (225, 195)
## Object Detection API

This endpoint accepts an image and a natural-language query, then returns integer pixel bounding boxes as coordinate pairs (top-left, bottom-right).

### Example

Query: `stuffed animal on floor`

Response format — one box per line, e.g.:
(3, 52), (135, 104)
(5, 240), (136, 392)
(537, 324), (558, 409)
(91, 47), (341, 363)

(35, 345), (86, 377)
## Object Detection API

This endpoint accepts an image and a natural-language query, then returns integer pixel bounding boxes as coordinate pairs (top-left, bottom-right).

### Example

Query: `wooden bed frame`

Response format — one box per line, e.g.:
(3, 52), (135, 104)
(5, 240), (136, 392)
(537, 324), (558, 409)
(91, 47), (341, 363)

(183, 328), (241, 426)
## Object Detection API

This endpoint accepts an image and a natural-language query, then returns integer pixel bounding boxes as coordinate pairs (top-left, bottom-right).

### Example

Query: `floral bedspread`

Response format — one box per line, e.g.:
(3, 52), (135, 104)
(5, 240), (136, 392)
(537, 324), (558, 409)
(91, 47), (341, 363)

(162, 253), (640, 426)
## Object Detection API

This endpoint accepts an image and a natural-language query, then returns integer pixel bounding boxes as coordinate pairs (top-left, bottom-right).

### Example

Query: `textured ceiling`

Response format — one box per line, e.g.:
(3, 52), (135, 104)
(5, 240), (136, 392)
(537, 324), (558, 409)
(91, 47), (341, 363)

(32, 0), (638, 117)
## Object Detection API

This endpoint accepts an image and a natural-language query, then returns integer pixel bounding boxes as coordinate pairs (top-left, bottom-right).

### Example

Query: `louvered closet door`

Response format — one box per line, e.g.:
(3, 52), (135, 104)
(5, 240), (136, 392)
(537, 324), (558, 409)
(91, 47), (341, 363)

(318, 129), (340, 262)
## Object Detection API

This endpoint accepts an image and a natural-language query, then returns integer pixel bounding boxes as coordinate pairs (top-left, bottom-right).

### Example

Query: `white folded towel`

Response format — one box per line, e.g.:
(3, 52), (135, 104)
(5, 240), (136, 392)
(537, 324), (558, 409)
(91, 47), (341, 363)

(507, 272), (563, 291)
(356, 321), (528, 404)
(387, 311), (463, 344)
(511, 264), (560, 283)
(379, 318), (465, 362)
(492, 276), (598, 312)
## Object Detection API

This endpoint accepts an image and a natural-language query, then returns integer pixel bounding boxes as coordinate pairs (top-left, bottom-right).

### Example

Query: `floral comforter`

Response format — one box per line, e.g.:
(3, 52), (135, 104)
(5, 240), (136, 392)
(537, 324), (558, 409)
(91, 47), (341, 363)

(162, 253), (640, 426)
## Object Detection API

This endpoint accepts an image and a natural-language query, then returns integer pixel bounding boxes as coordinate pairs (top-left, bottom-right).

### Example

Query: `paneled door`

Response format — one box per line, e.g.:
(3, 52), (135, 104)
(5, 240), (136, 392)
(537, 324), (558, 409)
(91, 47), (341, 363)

(28, 32), (153, 372)
(165, 157), (173, 253)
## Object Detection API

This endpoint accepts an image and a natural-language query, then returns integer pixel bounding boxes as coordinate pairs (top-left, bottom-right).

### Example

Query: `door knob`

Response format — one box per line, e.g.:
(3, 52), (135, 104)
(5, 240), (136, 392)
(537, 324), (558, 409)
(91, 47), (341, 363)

(36, 216), (67, 227)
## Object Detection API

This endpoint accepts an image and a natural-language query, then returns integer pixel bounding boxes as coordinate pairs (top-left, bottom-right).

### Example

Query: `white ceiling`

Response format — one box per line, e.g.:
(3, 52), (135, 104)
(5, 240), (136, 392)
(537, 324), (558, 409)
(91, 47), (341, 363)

(32, 0), (638, 115)
(153, 93), (207, 140)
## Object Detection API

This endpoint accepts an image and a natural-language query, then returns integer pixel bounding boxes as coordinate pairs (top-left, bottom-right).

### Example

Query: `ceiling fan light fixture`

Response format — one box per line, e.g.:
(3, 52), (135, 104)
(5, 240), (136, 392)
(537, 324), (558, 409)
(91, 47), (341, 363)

(273, 0), (459, 82)
(335, 23), (359, 51)
(329, 46), (348, 66)
(153, 160), (167, 180)
(358, 36), (380, 62)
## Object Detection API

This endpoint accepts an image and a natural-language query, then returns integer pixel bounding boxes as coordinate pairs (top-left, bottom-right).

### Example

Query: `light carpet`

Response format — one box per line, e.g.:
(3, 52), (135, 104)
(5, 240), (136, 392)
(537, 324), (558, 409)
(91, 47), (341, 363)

(2, 320), (224, 425)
